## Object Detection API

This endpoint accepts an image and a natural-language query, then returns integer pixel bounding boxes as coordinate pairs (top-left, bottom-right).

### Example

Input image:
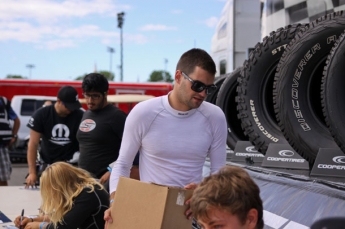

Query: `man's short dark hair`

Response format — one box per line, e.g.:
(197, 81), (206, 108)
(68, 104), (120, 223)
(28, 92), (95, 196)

(176, 48), (216, 75)
(82, 73), (109, 94)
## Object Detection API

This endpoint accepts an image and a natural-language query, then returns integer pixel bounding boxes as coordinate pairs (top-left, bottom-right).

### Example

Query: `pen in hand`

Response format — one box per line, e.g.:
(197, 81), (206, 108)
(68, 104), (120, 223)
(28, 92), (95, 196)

(20, 209), (24, 229)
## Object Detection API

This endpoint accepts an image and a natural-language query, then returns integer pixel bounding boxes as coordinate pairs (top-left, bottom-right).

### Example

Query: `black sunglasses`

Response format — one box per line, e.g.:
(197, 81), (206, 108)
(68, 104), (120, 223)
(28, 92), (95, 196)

(182, 72), (217, 95)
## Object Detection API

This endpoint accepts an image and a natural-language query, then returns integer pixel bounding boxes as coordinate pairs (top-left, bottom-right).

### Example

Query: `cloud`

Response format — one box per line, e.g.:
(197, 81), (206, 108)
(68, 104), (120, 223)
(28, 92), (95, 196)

(59, 25), (116, 38)
(0, 21), (116, 41)
(0, 21), (45, 42)
(171, 9), (183, 14)
(203, 16), (219, 28)
(0, 0), (131, 23)
(125, 34), (149, 44)
(139, 24), (178, 31)
(0, 0), (150, 49)
(38, 39), (77, 50)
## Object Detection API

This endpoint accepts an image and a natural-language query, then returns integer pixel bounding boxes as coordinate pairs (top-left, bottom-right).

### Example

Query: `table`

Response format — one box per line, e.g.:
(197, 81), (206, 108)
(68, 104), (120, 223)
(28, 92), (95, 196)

(0, 186), (41, 226)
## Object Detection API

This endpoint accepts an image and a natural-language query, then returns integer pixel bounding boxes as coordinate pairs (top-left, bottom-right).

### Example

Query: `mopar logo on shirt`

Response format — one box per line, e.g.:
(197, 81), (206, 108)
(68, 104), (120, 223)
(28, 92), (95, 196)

(49, 124), (71, 145)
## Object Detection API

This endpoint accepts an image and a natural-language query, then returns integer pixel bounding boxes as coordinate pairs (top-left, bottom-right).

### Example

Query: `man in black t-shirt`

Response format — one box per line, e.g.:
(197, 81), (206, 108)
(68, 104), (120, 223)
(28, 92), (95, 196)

(25, 86), (84, 187)
(77, 73), (139, 185)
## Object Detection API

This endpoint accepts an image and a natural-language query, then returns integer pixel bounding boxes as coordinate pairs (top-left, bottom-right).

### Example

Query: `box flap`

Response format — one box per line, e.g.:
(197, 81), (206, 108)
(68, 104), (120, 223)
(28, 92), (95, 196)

(109, 177), (168, 229)
(161, 188), (193, 229)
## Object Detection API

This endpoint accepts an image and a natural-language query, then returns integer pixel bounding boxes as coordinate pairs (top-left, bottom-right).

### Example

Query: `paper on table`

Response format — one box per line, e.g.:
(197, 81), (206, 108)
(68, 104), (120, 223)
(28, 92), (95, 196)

(0, 211), (11, 223)
(2, 225), (19, 229)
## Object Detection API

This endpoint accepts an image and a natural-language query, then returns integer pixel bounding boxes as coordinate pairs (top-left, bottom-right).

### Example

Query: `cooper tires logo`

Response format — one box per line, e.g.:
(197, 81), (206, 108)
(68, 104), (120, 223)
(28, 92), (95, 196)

(332, 156), (345, 164)
(278, 150), (294, 157)
(246, 146), (258, 153)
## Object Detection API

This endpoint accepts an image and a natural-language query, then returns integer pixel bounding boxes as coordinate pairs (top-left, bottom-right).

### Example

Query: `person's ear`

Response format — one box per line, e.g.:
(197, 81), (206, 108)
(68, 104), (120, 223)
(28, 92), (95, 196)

(246, 208), (258, 229)
(175, 70), (182, 84)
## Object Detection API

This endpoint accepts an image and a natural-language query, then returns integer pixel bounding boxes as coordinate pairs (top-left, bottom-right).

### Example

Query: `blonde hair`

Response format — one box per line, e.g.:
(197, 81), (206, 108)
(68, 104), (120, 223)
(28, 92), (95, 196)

(40, 162), (104, 228)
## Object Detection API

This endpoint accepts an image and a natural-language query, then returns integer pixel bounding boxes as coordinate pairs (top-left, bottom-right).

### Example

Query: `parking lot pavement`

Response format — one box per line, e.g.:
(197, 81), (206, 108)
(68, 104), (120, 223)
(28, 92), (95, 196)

(9, 163), (28, 186)
(8, 149), (234, 187)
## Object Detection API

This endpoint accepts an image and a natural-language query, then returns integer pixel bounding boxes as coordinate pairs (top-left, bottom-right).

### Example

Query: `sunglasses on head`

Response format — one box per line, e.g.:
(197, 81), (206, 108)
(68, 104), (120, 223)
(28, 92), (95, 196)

(181, 72), (217, 95)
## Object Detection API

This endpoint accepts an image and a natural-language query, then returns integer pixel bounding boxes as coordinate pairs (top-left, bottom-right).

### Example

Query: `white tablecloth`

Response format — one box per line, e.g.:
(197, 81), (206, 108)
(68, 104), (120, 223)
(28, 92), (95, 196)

(0, 186), (41, 225)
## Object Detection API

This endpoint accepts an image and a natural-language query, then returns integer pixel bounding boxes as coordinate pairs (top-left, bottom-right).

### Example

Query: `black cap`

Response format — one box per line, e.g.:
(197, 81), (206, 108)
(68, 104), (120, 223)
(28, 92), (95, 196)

(57, 86), (81, 111)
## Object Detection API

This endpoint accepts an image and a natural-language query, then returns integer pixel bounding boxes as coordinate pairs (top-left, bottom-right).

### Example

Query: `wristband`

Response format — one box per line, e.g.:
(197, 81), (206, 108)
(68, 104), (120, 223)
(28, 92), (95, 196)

(40, 222), (46, 229)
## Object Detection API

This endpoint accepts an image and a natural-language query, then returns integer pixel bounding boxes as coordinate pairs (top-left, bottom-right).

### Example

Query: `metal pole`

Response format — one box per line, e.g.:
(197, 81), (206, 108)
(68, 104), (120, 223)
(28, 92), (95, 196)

(26, 64), (35, 79)
(120, 27), (123, 82)
(164, 58), (168, 81)
(117, 12), (125, 82)
(110, 51), (112, 77)
(107, 47), (115, 80)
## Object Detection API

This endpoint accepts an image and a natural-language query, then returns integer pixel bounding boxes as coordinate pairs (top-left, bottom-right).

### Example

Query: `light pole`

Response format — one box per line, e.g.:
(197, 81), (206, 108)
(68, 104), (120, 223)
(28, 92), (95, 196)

(26, 64), (35, 79)
(164, 58), (168, 81)
(107, 47), (115, 81)
(117, 12), (125, 82)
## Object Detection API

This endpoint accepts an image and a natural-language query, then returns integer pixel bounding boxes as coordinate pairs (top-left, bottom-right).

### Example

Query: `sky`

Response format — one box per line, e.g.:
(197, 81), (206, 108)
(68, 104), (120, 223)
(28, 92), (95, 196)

(0, 0), (226, 82)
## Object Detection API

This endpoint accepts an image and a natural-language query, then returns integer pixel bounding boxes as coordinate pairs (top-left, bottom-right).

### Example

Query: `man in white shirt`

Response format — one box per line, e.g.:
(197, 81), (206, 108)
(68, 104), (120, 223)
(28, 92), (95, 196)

(104, 48), (227, 226)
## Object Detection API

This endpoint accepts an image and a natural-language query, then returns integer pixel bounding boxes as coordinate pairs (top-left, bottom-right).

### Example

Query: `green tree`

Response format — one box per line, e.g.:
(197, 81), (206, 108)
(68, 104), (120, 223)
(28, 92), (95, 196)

(148, 70), (173, 82)
(75, 74), (87, 80)
(74, 71), (114, 81)
(6, 74), (26, 79)
(99, 71), (114, 81)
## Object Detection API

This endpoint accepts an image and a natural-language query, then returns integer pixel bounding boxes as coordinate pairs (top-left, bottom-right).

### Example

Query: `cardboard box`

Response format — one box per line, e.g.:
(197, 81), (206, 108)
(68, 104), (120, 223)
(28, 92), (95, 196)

(109, 177), (193, 229)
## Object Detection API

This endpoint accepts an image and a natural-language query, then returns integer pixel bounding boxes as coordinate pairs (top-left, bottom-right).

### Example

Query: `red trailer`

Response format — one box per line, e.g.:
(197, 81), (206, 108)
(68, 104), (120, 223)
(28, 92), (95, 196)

(0, 79), (173, 113)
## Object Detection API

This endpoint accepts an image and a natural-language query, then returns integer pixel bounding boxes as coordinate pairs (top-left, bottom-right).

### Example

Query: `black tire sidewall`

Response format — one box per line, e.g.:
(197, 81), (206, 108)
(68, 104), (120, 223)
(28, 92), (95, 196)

(236, 25), (304, 153)
(323, 32), (345, 153)
(274, 16), (345, 162)
(216, 68), (247, 149)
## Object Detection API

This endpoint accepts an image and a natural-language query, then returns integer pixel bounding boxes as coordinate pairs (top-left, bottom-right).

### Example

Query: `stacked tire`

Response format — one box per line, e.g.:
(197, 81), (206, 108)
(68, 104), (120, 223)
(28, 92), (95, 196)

(216, 68), (248, 149)
(273, 12), (345, 164)
(214, 11), (345, 165)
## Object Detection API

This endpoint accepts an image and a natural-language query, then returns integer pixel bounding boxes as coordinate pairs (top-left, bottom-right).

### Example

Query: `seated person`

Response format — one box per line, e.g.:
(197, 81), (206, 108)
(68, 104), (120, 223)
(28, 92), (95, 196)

(190, 165), (264, 229)
(14, 162), (109, 229)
